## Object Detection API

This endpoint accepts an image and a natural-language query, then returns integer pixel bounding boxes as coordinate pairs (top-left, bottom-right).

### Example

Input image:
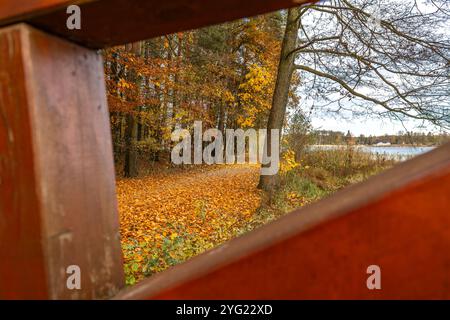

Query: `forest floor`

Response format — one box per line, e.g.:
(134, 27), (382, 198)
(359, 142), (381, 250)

(117, 147), (396, 285)
(117, 164), (263, 285)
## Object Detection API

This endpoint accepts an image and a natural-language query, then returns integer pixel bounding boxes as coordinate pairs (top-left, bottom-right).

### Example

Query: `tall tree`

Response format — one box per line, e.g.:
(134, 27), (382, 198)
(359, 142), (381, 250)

(258, 8), (301, 191)
(259, 0), (450, 190)
(123, 42), (141, 178)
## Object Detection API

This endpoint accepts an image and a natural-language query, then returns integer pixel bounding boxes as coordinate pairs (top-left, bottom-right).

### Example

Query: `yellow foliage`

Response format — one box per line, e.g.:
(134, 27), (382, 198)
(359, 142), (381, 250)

(238, 64), (276, 128)
(280, 149), (300, 174)
(117, 78), (132, 89)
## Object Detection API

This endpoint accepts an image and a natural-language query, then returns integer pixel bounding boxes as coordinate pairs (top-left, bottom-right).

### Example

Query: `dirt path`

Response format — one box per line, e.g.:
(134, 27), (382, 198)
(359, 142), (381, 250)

(116, 164), (263, 283)
(117, 164), (262, 247)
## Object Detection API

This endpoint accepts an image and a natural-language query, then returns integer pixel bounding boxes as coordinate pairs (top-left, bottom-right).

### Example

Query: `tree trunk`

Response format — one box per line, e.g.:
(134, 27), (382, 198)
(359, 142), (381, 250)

(124, 113), (139, 177)
(123, 42), (141, 178)
(218, 103), (225, 133)
(258, 8), (301, 191)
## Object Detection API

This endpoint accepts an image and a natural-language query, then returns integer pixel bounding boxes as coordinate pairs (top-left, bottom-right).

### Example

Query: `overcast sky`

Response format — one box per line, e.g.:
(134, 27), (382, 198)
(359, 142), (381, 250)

(309, 112), (447, 136)
(302, 0), (450, 136)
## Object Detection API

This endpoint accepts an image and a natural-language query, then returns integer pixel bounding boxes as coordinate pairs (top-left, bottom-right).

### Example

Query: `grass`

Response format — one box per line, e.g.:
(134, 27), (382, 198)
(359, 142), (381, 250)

(238, 146), (397, 234)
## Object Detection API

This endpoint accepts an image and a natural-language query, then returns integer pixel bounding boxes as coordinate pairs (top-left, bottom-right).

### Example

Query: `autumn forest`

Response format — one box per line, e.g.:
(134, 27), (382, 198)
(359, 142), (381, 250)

(3, 0), (450, 302)
(101, 1), (450, 285)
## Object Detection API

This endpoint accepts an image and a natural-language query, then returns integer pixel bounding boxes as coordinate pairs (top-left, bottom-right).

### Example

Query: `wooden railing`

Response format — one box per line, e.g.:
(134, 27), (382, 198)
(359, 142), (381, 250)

(1, 0), (449, 300)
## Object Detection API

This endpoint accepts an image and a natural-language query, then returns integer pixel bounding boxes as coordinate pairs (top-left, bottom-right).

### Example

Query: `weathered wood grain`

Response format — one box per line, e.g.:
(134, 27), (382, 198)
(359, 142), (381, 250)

(0, 23), (124, 299)
(115, 143), (450, 299)
(0, 24), (49, 299)
(0, 0), (312, 49)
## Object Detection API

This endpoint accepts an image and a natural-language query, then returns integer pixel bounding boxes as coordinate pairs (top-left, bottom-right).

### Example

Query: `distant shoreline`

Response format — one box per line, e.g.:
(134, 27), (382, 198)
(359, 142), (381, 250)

(311, 144), (438, 148)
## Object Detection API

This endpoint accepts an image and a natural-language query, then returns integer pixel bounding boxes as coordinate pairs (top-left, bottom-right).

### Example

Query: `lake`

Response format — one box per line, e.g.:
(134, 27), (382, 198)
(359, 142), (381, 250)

(311, 145), (435, 160)
(360, 146), (435, 160)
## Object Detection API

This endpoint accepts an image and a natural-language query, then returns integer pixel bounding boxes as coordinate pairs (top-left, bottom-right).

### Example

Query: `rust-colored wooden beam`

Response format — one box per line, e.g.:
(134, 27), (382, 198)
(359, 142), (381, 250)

(0, 23), (124, 299)
(0, 0), (93, 25)
(0, 0), (312, 49)
(115, 143), (450, 299)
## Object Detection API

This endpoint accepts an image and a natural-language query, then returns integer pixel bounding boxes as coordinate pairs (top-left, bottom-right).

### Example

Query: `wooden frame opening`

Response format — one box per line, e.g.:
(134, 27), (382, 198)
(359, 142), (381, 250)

(1, 0), (449, 300)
